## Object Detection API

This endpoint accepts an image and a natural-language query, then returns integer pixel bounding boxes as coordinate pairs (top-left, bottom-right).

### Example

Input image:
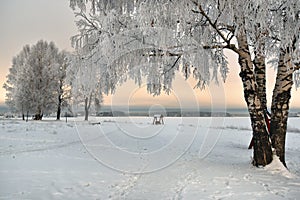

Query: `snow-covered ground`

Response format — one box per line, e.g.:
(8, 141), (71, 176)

(0, 116), (300, 199)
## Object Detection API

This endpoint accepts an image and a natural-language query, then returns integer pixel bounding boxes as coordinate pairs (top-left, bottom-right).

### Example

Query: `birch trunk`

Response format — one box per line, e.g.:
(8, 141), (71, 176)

(22, 104), (25, 121)
(84, 97), (89, 121)
(253, 49), (267, 111)
(236, 24), (272, 166)
(57, 95), (62, 120)
(56, 79), (63, 120)
(270, 50), (294, 167)
(34, 107), (43, 120)
(84, 93), (92, 121)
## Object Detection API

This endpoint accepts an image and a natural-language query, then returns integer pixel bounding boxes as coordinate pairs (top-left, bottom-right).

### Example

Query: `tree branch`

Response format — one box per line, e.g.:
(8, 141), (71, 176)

(75, 11), (98, 31)
(203, 44), (239, 53)
(161, 55), (182, 76)
(214, 1), (227, 26)
(190, 0), (230, 46)
(142, 51), (183, 57)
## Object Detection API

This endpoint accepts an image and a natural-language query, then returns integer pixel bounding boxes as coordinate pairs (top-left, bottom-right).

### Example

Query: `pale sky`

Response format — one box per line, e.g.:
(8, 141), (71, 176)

(0, 0), (299, 109)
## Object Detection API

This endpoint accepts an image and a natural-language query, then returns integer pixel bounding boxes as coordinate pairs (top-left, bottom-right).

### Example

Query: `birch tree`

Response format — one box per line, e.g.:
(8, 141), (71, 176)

(268, 1), (300, 167)
(67, 54), (103, 121)
(69, 0), (300, 166)
(56, 51), (71, 120)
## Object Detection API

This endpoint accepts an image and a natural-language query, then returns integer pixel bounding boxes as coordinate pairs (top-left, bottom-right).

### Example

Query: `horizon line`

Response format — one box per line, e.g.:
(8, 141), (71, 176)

(1, 103), (300, 111)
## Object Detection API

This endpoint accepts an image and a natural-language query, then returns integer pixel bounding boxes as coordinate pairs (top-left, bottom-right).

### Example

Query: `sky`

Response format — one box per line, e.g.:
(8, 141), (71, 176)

(0, 0), (299, 110)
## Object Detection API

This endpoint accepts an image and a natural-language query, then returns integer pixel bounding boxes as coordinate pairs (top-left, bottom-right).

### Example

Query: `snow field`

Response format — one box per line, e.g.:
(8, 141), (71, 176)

(0, 117), (300, 199)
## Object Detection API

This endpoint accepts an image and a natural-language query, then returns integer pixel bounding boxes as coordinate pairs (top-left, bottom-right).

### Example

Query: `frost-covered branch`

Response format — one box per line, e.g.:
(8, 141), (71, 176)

(203, 44), (238, 53)
(161, 55), (182, 76)
(190, 0), (231, 47)
(75, 11), (99, 31)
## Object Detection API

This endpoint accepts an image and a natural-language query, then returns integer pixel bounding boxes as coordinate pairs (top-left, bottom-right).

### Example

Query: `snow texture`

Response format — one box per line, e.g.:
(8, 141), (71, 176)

(1, 117), (300, 199)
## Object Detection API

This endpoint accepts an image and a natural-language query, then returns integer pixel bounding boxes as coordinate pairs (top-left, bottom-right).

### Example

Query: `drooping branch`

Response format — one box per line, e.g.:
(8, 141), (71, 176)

(75, 11), (99, 31)
(143, 50), (183, 57)
(190, 0), (238, 53)
(203, 44), (239, 53)
(161, 55), (182, 76)
(191, 1), (228, 43)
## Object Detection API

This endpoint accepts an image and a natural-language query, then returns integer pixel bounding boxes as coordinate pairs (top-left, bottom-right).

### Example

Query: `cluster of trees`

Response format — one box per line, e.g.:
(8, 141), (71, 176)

(3, 40), (102, 121)
(3, 41), (69, 120)
(68, 0), (300, 167)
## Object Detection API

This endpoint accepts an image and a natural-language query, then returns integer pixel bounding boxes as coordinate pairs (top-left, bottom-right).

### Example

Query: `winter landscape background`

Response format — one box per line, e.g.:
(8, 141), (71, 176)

(1, 0), (300, 199)
(1, 115), (300, 199)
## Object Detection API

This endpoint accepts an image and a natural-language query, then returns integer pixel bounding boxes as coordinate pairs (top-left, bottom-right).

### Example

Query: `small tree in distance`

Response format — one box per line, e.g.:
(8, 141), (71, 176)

(56, 51), (72, 120)
(67, 54), (103, 121)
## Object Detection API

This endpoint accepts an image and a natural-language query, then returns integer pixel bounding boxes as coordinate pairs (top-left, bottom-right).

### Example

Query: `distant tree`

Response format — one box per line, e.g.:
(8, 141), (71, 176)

(69, 0), (300, 166)
(3, 40), (69, 120)
(94, 96), (103, 116)
(67, 54), (103, 121)
(56, 51), (71, 120)
(3, 45), (31, 120)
